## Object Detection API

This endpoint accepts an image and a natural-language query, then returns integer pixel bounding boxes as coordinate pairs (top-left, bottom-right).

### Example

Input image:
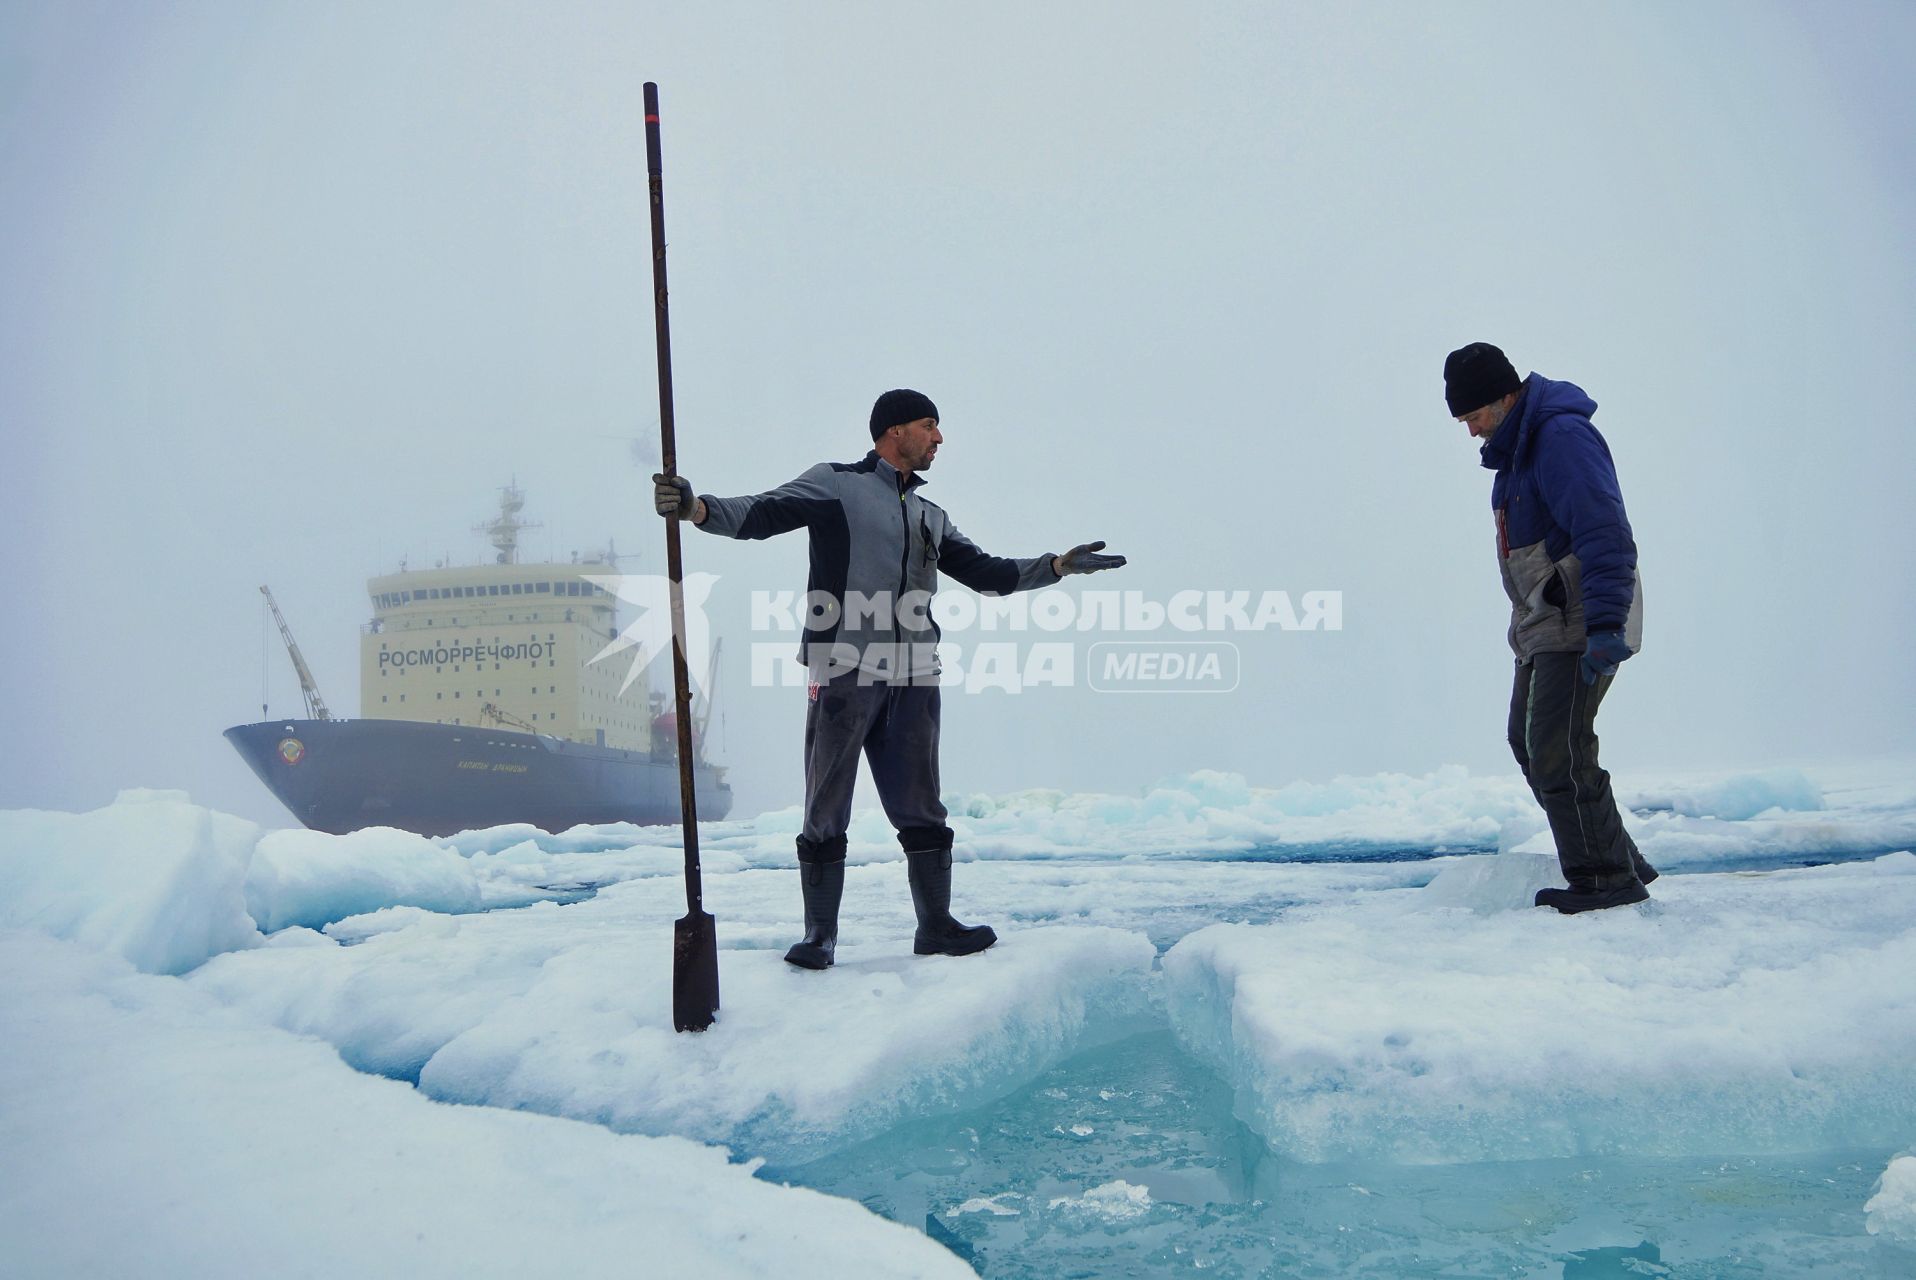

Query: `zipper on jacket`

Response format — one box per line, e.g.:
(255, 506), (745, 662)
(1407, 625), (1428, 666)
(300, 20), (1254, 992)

(896, 486), (911, 652)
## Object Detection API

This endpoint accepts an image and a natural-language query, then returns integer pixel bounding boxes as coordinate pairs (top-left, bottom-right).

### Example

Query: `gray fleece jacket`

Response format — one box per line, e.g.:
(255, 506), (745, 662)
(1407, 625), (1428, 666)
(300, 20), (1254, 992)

(697, 451), (1059, 680)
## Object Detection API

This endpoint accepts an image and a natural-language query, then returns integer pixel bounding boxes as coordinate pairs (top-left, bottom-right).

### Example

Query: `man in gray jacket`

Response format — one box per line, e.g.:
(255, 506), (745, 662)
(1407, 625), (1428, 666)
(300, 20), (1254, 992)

(654, 389), (1124, 968)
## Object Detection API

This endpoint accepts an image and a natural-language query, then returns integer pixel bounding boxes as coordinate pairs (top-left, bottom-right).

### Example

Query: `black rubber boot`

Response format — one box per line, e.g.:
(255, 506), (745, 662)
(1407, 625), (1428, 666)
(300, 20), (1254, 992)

(1535, 878), (1650, 914)
(1627, 842), (1660, 886)
(902, 827), (996, 957)
(784, 837), (846, 970)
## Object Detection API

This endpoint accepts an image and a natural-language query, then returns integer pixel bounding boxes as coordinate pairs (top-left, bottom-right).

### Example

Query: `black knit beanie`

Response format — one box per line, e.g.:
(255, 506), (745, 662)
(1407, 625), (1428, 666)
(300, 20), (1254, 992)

(870, 389), (939, 440)
(1443, 343), (1522, 416)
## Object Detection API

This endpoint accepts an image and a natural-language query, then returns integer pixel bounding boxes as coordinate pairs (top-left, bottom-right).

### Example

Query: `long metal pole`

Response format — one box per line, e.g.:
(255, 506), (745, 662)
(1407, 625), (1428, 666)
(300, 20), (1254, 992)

(645, 82), (717, 1031)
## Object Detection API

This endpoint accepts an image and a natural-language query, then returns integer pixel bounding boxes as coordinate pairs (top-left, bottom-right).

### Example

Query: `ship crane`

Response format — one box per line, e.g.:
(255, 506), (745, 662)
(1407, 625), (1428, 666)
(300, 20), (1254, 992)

(480, 702), (538, 734)
(260, 585), (332, 720)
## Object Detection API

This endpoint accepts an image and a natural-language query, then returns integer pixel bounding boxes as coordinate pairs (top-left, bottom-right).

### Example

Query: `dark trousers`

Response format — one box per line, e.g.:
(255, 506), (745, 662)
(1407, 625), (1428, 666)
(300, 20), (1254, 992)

(800, 678), (948, 850)
(1507, 653), (1641, 889)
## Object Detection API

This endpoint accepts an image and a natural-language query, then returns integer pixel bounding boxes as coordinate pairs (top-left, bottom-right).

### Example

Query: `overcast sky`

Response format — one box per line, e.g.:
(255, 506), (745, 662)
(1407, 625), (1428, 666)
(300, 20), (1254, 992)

(4, 0), (1912, 826)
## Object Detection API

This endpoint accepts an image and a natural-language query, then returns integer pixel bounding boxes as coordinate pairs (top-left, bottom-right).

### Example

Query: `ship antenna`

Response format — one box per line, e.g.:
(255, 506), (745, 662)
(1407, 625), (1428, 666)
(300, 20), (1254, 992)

(474, 482), (543, 565)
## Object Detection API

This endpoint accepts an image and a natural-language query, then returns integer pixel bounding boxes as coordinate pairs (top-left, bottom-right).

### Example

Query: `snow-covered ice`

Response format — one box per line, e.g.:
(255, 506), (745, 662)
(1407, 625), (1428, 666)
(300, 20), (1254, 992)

(245, 825), (494, 930)
(1164, 851), (1916, 1164)
(0, 789), (260, 974)
(187, 865), (1158, 1162)
(440, 764), (1916, 876)
(4, 762), (1914, 1275)
(0, 931), (970, 1278)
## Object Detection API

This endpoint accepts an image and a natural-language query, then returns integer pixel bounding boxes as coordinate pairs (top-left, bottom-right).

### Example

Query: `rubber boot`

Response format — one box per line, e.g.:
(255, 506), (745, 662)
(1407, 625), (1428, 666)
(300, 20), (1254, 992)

(1627, 840), (1659, 886)
(784, 837), (845, 970)
(903, 828), (996, 957)
(1534, 878), (1649, 914)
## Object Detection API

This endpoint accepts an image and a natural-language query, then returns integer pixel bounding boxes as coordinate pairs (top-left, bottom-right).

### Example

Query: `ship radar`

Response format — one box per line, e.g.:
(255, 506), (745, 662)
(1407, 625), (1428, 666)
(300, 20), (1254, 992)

(475, 482), (543, 565)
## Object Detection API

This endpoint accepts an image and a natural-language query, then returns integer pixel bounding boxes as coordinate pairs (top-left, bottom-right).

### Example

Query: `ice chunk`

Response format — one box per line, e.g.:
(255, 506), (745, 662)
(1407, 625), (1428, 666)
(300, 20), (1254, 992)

(1048, 1179), (1154, 1221)
(1164, 853), (1916, 1163)
(1624, 768), (1824, 820)
(0, 930), (971, 1278)
(952, 1194), (1022, 1217)
(0, 794), (261, 974)
(1417, 852), (1562, 913)
(245, 826), (485, 931)
(323, 904), (457, 943)
(1867, 1154), (1916, 1243)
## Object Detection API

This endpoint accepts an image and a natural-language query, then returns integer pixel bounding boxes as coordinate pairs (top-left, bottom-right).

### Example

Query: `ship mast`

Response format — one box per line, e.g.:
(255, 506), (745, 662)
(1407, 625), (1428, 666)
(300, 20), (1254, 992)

(474, 482), (543, 565)
(260, 585), (332, 721)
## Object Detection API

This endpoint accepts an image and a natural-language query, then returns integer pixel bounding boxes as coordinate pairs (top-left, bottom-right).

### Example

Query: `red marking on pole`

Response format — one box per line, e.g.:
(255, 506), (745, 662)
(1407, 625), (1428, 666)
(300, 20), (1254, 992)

(646, 114), (659, 122)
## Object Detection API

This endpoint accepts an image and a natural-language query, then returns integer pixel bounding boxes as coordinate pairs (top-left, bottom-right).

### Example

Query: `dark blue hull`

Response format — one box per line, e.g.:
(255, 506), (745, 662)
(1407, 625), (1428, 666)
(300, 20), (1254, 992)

(225, 718), (733, 836)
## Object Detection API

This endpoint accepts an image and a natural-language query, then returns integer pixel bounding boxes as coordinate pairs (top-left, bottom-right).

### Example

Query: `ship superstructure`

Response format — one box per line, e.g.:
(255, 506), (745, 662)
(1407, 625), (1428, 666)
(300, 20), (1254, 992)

(362, 488), (654, 751)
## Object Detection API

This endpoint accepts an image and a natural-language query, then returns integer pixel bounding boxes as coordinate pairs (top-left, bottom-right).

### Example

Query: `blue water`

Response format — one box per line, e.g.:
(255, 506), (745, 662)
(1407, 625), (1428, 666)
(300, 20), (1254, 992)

(765, 1030), (1908, 1279)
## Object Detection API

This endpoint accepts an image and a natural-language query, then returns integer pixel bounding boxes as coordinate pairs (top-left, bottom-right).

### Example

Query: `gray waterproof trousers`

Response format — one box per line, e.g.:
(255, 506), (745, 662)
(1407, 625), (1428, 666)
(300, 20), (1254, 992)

(1507, 653), (1643, 889)
(798, 677), (949, 858)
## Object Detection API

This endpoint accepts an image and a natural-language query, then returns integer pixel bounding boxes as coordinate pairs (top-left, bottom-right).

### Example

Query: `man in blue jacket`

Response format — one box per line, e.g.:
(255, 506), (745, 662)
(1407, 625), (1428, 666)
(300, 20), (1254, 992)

(1444, 343), (1656, 913)
(654, 389), (1124, 966)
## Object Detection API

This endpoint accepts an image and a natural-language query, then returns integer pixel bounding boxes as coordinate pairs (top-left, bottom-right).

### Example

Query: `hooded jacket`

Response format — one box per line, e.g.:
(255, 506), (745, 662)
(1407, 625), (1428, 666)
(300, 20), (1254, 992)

(697, 451), (1059, 679)
(1480, 374), (1644, 661)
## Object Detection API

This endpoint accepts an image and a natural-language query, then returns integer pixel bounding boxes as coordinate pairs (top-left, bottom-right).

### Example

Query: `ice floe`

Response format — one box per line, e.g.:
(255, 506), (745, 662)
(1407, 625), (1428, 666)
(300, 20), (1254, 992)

(195, 886), (1157, 1164)
(1163, 851), (1916, 1164)
(1867, 1154), (1916, 1244)
(0, 930), (971, 1278)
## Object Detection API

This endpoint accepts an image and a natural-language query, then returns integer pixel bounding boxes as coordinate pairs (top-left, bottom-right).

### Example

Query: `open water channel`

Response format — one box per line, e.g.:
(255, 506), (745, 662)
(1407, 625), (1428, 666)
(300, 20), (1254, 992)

(767, 1016), (1904, 1277)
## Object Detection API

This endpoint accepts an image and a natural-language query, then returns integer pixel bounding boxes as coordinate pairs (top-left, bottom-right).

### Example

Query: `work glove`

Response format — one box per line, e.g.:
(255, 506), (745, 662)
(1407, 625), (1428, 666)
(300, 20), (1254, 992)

(1580, 630), (1632, 686)
(653, 473), (697, 521)
(1053, 541), (1127, 576)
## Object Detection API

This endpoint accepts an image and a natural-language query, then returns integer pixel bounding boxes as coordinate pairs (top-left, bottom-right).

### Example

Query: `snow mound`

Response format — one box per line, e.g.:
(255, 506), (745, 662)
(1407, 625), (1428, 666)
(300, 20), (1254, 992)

(190, 906), (562, 1080)
(1867, 1154), (1916, 1243)
(245, 826), (486, 932)
(0, 930), (970, 1278)
(1163, 852), (1916, 1164)
(1625, 768), (1823, 820)
(418, 925), (1158, 1165)
(0, 794), (261, 974)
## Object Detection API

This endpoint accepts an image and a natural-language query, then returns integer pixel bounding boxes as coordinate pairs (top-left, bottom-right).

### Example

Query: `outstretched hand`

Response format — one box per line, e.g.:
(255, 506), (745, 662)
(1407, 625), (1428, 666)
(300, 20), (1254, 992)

(1053, 541), (1127, 576)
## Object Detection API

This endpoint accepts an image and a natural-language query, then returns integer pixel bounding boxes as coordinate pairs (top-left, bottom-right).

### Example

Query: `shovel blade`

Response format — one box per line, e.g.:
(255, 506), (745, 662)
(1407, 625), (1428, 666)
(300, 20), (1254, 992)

(672, 909), (720, 1032)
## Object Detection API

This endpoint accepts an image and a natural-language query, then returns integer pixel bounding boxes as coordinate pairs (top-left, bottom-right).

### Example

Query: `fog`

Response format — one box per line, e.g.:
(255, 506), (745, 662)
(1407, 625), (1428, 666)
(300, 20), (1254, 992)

(4, 0), (1912, 825)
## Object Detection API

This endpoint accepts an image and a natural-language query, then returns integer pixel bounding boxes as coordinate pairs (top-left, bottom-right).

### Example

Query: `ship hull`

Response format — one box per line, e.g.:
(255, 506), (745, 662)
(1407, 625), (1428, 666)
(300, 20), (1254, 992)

(225, 718), (733, 836)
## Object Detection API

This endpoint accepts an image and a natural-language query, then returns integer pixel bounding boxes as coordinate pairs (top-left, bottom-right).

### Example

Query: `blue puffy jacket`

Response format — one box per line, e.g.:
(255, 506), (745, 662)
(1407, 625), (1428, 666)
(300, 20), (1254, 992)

(1480, 374), (1643, 660)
